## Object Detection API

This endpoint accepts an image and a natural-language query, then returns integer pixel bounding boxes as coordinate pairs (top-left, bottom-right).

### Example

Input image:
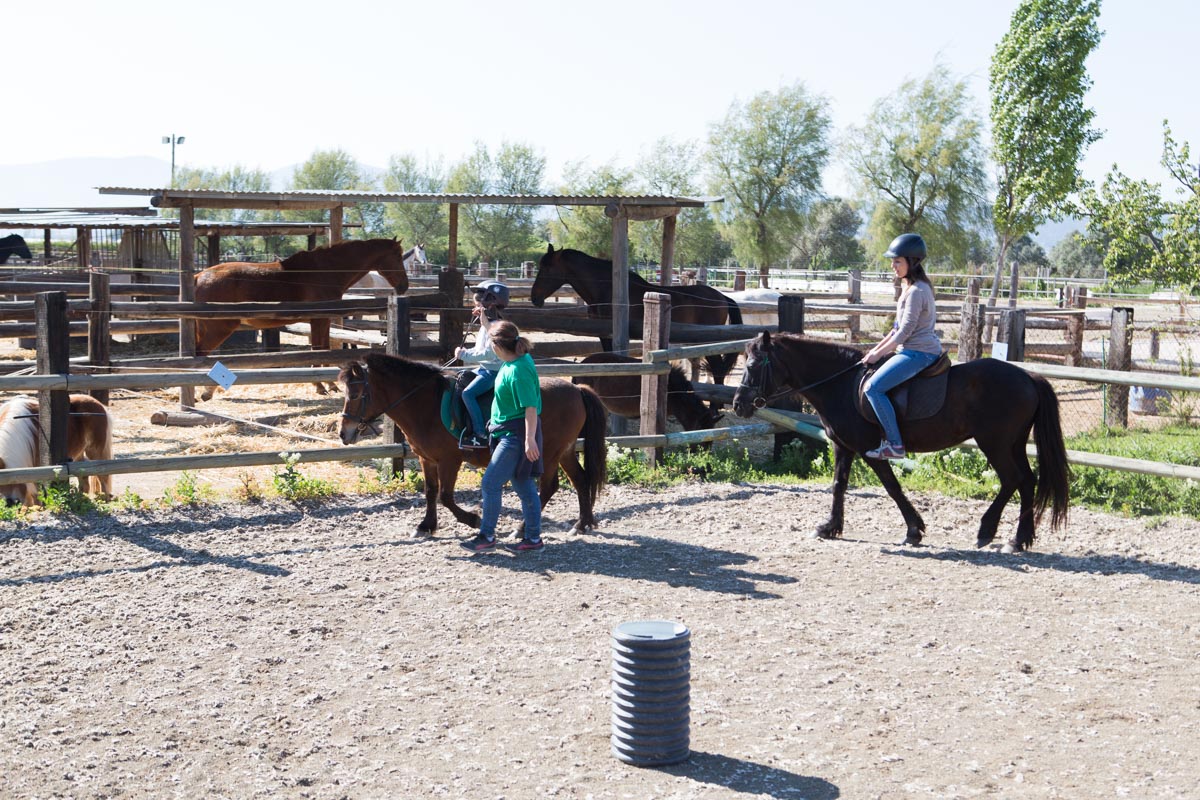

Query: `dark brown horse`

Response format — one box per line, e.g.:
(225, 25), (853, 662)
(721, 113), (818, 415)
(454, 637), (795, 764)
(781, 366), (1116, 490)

(195, 238), (410, 399)
(338, 353), (608, 536)
(572, 353), (722, 445)
(0, 234), (34, 264)
(732, 332), (1070, 553)
(530, 245), (744, 385)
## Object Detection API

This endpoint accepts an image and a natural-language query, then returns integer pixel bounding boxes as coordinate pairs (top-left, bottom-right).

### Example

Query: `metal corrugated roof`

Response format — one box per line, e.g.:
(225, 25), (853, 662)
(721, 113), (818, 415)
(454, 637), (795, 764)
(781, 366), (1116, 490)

(97, 187), (723, 208)
(0, 210), (356, 231)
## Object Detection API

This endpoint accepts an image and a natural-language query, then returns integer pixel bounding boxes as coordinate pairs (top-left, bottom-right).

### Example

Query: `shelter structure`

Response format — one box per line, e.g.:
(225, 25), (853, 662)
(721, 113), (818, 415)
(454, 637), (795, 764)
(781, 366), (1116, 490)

(97, 187), (724, 356)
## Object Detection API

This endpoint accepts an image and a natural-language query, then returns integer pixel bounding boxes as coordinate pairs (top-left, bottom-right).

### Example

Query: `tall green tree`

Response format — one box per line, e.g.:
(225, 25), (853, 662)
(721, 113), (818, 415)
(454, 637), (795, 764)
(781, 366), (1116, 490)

(786, 198), (866, 269)
(1079, 123), (1200, 287)
(635, 138), (727, 268)
(447, 142), (545, 266)
(548, 160), (637, 257)
(989, 0), (1103, 304)
(1048, 230), (1105, 278)
(171, 165), (272, 223)
(706, 83), (832, 285)
(286, 148), (382, 233)
(382, 154), (448, 252)
(843, 63), (989, 268)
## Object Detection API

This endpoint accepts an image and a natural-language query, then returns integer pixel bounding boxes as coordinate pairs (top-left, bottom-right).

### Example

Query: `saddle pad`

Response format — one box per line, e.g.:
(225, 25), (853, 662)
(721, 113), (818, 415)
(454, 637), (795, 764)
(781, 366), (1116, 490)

(856, 366), (952, 428)
(439, 382), (464, 439)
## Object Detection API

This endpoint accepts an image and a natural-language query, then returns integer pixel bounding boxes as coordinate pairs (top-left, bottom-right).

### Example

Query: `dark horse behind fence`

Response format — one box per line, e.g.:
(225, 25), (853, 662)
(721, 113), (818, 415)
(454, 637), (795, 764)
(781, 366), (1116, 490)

(572, 352), (722, 448)
(0, 234), (34, 264)
(338, 353), (608, 536)
(530, 245), (744, 385)
(194, 237), (410, 399)
(732, 332), (1070, 553)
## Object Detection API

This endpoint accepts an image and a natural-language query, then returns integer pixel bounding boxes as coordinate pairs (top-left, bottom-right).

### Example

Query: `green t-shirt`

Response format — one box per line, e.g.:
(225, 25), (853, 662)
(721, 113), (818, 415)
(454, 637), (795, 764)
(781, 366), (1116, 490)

(489, 353), (542, 431)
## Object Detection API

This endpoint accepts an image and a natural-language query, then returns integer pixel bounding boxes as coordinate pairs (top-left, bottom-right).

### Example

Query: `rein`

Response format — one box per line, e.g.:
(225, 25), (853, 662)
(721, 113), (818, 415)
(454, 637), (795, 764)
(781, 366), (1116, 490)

(342, 358), (459, 435)
(742, 351), (863, 409)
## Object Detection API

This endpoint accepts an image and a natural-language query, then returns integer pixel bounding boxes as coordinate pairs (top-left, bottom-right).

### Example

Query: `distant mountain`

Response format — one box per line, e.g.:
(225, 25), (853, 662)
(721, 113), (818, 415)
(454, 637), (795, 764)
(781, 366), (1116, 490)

(1033, 216), (1085, 251)
(0, 156), (170, 209)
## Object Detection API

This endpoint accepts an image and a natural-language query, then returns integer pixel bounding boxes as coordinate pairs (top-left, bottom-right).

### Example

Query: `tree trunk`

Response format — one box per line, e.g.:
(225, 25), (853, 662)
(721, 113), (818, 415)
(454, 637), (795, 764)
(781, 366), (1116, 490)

(756, 218), (770, 288)
(983, 236), (1010, 343)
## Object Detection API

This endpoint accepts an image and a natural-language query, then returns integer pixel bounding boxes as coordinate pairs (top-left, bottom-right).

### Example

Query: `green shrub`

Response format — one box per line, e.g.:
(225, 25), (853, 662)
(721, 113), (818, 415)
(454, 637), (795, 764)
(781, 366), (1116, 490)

(272, 452), (337, 501)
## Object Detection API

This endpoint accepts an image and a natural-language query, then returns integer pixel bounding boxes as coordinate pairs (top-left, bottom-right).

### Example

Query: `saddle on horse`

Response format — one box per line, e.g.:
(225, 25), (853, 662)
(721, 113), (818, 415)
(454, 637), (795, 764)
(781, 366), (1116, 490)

(855, 351), (952, 428)
(444, 371), (495, 447)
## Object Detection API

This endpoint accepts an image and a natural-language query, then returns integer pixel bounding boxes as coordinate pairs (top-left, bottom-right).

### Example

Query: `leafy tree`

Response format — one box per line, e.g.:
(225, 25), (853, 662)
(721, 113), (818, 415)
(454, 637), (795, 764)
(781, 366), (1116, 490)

(1079, 124), (1200, 287)
(706, 83), (832, 284)
(786, 198), (865, 269)
(843, 63), (989, 268)
(171, 165), (272, 223)
(989, 0), (1102, 304)
(1048, 230), (1105, 278)
(286, 148), (383, 233)
(1008, 234), (1049, 269)
(635, 138), (727, 268)
(548, 160), (637, 257)
(382, 154), (448, 252)
(447, 141), (545, 266)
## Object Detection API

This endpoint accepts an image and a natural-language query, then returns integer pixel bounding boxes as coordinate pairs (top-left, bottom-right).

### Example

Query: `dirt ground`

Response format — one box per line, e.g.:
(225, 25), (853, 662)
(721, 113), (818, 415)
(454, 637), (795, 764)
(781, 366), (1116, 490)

(2, 479), (1199, 799)
(2, 332), (1199, 798)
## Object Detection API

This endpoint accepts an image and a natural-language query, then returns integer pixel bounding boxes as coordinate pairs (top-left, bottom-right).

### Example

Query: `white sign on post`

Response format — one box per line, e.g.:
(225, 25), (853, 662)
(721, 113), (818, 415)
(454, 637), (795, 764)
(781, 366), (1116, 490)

(990, 341), (1009, 361)
(207, 361), (238, 391)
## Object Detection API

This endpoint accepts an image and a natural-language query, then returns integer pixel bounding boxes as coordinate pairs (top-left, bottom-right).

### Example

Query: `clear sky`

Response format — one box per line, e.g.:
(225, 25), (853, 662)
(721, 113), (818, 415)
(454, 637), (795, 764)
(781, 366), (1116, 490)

(4, 0), (1196, 199)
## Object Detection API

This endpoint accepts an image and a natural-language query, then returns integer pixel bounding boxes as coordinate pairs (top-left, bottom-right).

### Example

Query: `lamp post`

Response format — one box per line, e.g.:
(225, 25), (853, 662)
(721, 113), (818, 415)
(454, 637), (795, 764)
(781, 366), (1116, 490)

(162, 134), (186, 186)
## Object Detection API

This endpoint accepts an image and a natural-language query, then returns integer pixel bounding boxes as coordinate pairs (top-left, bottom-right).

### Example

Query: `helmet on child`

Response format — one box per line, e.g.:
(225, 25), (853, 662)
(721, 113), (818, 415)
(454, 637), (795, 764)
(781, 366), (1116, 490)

(472, 280), (509, 309)
(884, 233), (927, 262)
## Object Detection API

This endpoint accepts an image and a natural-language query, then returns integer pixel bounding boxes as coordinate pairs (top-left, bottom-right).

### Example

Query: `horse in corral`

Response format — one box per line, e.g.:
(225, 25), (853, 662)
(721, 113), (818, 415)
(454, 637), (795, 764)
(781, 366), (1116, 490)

(0, 395), (113, 506)
(530, 245), (744, 386)
(194, 237), (410, 400)
(338, 353), (608, 536)
(0, 234), (34, 264)
(732, 332), (1071, 553)
(350, 243), (427, 291)
(572, 353), (722, 448)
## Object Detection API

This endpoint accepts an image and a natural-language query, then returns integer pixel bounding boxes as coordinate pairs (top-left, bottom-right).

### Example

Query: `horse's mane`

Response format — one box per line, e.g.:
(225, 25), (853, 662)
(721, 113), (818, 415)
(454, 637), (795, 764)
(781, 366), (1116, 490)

(281, 238), (397, 271)
(771, 333), (864, 366)
(0, 397), (39, 470)
(360, 352), (446, 383)
(556, 248), (612, 271)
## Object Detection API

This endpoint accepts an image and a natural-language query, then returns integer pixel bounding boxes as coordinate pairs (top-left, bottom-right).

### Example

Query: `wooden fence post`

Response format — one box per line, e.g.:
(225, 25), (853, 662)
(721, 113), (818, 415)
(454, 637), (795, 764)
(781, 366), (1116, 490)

(88, 271), (111, 405)
(641, 292), (671, 467)
(733, 270), (746, 292)
(438, 267), (465, 358)
(999, 309), (1026, 362)
(848, 269), (862, 304)
(1106, 307), (1133, 428)
(697, 265), (708, 285)
(778, 295), (805, 335)
(178, 204), (196, 409)
(36, 291), (71, 494)
(1065, 286), (1088, 367)
(386, 295), (411, 475)
(958, 301), (984, 362)
(967, 277), (981, 305)
(1008, 261), (1020, 308)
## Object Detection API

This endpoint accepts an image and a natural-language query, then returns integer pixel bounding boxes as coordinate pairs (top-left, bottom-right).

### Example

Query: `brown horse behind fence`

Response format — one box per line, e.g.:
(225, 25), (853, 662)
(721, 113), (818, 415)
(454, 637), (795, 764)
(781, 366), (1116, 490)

(194, 238), (410, 399)
(0, 395), (113, 506)
(338, 353), (608, 537)
(530, 245), (744, 385)
(572, 353), (722, 446)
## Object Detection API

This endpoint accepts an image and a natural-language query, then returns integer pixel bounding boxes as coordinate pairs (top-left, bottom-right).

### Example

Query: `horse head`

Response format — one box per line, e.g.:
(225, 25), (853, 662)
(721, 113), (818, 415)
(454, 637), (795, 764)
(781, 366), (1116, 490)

(404, 242), (427, 268)
(336, 360), (381, 445)
(1, 234), (33, 263)
(733, 332), (782, 418)
(530, 243), (565, 307)
(373, 238), (410, 294)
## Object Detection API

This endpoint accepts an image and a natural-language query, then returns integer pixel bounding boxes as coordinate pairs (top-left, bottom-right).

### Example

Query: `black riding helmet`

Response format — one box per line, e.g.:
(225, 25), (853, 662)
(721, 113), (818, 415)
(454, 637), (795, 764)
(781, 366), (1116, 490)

(472, 280), (510, 309)
(884, 233), (927, 262)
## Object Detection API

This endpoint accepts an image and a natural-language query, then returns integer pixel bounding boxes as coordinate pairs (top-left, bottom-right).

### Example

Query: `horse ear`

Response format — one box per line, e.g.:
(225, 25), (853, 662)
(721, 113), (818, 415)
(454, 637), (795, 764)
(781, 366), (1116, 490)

(546, 243), (555, 254)
(759, 331), (771, 349)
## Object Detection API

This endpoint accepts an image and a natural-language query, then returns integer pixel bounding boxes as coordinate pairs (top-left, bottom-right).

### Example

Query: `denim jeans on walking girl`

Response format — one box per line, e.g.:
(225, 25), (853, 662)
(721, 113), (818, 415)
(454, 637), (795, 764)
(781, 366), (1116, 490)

(863, 349), (940, 446)
(479, 433), (542, 541)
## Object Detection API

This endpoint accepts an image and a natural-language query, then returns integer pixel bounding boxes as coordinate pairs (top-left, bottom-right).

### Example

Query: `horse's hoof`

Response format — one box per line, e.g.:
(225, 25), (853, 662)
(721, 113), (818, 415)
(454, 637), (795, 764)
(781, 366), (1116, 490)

(415, 525), (435, 537)
(808, 528), (839, 540)
(1001, 540), (1024, 555)
(902, 534), (923, 547)
(976, 536), (995, 549)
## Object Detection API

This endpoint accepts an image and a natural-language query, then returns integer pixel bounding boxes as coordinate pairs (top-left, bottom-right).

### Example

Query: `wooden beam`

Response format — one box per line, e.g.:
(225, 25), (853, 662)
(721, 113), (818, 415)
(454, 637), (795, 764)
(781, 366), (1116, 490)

(611, 214), (630, 355)
(660, 214), (676, 287)
(35, 292), (71, 490)
(178, 204), (196, 408)
(448, 203), (459, 268)
(604, 202), (683, 222)
(329, 206), (344, 243)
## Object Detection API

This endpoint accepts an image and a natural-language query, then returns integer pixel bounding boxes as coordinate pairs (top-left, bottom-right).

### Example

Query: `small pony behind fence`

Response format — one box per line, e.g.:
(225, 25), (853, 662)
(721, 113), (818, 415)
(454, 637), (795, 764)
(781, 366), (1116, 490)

(0, 395), (113, 506)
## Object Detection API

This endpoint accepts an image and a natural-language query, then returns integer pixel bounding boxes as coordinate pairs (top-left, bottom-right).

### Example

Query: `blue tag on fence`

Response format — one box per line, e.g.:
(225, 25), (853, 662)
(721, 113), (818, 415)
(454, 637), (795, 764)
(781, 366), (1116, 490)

(208, 361), (238, 391)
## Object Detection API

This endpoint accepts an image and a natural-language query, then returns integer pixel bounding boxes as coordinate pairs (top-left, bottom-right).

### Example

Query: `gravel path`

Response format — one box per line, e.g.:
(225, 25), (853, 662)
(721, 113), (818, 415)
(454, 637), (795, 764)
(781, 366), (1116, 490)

(3, 480), (1198, 798)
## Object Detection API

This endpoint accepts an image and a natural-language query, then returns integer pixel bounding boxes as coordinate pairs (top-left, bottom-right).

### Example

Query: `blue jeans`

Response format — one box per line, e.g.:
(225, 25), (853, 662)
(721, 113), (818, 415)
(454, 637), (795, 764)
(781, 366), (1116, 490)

(479, 434), (542, 540)
(864, 350), (939, 446)
(463, 368), (496, 436)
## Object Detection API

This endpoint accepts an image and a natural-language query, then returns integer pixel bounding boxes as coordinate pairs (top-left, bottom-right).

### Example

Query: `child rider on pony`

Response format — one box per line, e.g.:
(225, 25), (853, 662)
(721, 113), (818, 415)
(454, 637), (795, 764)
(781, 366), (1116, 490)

(455, 280), (510, 449)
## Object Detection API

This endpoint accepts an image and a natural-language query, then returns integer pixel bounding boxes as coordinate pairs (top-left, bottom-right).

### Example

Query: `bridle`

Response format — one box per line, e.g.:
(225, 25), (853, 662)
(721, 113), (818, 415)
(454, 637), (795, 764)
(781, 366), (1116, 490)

(738, 344), (864, 408)
(340, 360), (457, 436)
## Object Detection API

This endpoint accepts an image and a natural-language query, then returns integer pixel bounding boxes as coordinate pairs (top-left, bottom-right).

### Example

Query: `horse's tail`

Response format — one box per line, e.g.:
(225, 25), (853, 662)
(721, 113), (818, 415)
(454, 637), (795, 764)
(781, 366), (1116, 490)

(1032, 375), (1071, 533)
(724, 295), (743, 326)
(578, 384), (609, 506)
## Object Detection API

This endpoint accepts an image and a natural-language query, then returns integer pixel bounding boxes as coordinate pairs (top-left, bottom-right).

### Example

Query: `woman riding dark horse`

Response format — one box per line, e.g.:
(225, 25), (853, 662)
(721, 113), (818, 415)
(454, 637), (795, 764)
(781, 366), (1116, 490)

(732, 331), (1070, 553)
(530, 244), (744, 385)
